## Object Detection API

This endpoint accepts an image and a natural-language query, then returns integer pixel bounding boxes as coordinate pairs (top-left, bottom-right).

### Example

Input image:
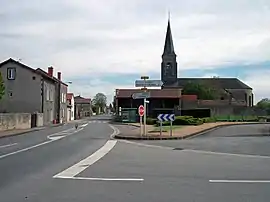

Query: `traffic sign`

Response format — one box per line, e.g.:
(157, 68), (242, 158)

(138, 105), (144, 117)
(132, 92), (150, 99)
(135, 80), (163, 87)
(157, 114), (175, 122)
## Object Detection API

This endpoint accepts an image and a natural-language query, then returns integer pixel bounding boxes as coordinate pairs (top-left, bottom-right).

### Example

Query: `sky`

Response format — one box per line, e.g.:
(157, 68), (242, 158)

(1, 0), (270, 104)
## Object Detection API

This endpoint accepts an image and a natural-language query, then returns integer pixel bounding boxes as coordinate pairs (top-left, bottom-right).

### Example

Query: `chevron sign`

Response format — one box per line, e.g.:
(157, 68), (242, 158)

(157, 114), (175, 122)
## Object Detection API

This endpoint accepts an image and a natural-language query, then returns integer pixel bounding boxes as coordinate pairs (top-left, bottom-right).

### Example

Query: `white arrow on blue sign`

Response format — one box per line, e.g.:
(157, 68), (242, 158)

(157, 114), (175, 122)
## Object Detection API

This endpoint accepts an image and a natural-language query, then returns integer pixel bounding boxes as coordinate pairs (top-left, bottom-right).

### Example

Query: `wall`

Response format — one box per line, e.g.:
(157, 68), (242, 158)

(0, 113), (31, 131)
(42, 79), (56, 125)
(36, 113), (44, 127)
(59, 84), (68, 123)
(70, 97), (75, 121)
(0, 62), (42, 113)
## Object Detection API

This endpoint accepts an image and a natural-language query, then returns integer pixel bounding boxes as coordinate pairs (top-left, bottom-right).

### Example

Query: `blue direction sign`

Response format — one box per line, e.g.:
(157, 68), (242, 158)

(132, 92), (150, 99)
(135, 80), (163, 87)
(157, 114), (175, 122)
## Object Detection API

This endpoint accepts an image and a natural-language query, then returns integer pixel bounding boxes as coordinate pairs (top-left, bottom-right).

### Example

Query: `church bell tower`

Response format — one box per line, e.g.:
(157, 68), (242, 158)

(161, 18), (177, 85)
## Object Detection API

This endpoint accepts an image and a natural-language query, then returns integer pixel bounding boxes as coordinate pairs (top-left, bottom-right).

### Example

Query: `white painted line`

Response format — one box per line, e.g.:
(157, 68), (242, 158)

(81, 123), (88, 127)
(0, 127), (85, 160)
(0, 143), (18, 149)
(53, 140), (117, 178)
(0, 140), (53, 159)
(209, 180), (270, 183)
(55, 176), (144, 181)
(184, 149), (270, 159)
(119, 140), (173, 150)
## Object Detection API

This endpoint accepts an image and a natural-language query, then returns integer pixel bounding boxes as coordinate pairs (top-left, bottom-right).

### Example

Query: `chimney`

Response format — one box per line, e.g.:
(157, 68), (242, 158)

(48, 67), (53, 77)
(57, 72), (61, 81)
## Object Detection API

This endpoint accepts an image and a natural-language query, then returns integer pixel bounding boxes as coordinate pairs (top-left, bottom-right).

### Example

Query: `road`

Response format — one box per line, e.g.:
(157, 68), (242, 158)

(0, 118), (270, 202)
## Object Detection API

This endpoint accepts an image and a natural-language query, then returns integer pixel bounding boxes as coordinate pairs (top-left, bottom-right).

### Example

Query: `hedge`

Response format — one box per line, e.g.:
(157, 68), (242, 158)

(154, 116), (205, 126)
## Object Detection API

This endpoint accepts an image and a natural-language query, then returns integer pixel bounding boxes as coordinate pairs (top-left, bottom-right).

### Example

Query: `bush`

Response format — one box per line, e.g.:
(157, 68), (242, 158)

(155, 116), (204, 126)
(146, 118), (157, 125)
(202, 117), (216, 123)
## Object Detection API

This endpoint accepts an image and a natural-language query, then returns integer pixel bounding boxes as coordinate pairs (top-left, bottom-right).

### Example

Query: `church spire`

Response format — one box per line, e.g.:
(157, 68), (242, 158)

(163, 17), (175, 56)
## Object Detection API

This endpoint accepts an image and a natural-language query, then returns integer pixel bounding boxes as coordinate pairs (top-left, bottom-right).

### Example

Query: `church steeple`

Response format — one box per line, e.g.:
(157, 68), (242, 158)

(163, 19), (176, 56)
(161, 16), (178, 85)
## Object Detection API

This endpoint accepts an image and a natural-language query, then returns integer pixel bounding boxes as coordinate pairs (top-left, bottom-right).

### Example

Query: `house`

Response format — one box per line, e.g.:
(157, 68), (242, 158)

(0, 58), (68, 125)
(67, 93), (75, 121)
(36, 67), (68, 124)
(74, 95), (92, 119)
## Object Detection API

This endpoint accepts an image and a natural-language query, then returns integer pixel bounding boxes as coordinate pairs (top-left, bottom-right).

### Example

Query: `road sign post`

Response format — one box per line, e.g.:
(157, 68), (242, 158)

(144, 98), (146, 136)
(157, 114), (175, 136)
(138, 105), (144, 136)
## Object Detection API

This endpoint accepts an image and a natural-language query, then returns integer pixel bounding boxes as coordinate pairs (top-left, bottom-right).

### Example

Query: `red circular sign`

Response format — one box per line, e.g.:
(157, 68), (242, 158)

(138, 105), (144, 117)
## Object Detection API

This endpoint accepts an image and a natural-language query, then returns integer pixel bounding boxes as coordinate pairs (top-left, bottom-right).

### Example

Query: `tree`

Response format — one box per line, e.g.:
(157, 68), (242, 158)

(182, 82), (218, 100)
(92, 93), (107, 114)
(0, 72), (5, 100)
(256, 98), (270, 115)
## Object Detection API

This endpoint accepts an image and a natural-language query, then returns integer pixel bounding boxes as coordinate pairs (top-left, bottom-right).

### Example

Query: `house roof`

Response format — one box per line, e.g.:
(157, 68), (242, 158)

(67, 93), (74, 100)
(36, 68), (68, 86)
(163, 77), (252, 90)
(116, 89), (181, 98)
(0, 58), (68, 85)
(74, 95), (91, 104)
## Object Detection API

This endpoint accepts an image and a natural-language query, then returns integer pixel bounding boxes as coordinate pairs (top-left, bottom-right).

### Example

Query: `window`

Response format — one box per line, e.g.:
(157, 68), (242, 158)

(7, 68), (16, 80)
(63, 93), (66, 103)
(46, 87), (49, 101)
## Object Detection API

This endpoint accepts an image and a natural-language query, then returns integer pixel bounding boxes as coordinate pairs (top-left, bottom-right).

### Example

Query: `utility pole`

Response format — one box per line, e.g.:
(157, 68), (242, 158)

(141, 76), (149, 136)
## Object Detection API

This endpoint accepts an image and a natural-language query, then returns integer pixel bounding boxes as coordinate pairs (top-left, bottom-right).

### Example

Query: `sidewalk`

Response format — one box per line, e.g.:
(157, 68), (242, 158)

(114, 122), (264, 140)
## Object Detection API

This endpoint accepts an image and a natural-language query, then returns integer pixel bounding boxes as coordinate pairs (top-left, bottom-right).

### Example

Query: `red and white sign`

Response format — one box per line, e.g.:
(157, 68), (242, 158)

(138, 105), (144, 117)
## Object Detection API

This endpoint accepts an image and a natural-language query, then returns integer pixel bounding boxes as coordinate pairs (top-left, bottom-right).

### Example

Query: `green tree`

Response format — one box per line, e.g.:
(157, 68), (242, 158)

(92, 93), (107, 114)
(0, 72), (5, 100)
(182, 82), (218, 100)
(256, 98), (270, 115)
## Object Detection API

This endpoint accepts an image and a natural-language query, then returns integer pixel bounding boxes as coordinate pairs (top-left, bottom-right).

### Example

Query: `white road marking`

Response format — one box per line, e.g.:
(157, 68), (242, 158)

(81, 123), (88, 127)
(0, 140), (53, 159)
(119, 140), (173, 150)
(0, 143), (18, 149)
(54, 176), (144, 181)
(0, 126), (85, 160)
(184, 149), (270, 159)
(53, 140), (117, 178)
(209, 180), (270, 183)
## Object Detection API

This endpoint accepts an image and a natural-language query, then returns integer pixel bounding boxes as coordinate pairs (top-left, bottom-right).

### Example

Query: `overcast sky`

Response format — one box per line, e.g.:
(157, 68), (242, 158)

(1, 0), (270, 103)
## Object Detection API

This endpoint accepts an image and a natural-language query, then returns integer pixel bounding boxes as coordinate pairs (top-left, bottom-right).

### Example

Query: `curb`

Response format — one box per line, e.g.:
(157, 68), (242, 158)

(113, 122), (270, 141)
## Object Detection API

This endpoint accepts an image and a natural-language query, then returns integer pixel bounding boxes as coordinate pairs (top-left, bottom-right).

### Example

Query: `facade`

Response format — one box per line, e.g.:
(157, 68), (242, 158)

(74, 95), (92, 119)
(36, 67), (68, 124)
(0, 58), (68, 125)
(0, 59), (57, 125)
(67, 93), (75, 121)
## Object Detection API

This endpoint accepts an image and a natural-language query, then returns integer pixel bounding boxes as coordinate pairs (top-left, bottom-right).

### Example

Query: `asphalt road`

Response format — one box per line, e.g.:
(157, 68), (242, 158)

(0, 119), (270, 202)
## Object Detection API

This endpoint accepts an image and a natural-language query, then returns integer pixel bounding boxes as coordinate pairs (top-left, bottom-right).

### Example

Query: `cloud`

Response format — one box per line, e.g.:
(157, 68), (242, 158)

(0, 0), (270, 101)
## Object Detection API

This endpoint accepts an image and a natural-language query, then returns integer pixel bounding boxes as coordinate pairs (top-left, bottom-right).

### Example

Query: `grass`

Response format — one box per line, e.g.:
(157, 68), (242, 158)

(150, 125), (184, 132)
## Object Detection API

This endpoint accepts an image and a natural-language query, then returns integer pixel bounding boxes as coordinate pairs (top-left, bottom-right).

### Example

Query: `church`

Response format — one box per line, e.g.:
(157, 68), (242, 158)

(114, 19), (254, 119)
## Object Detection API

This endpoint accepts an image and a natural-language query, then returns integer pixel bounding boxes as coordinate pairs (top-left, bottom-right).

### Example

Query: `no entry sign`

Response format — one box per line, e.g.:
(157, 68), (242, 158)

(138, 105), (144, 117)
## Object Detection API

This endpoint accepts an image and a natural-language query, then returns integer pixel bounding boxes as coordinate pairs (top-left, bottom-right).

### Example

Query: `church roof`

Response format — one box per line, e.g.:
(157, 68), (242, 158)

(163, 78), (252, 90)
(163, 20), (176, 56)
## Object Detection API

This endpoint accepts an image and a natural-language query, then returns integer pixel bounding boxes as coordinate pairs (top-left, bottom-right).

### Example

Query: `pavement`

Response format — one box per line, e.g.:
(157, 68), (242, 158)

(0, 115), (270, 202)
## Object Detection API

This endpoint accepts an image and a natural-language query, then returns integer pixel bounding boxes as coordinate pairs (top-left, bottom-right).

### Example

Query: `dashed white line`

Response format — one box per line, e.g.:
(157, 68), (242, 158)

(184, 149), (270, 159)
(209, 180), (270, 183)
(53, 140), (117, 178)
(54, 176), (144, 182)
(0, 143), (18, 149)
(0, 140), (53, 159)
(0, 125), (86, 160)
